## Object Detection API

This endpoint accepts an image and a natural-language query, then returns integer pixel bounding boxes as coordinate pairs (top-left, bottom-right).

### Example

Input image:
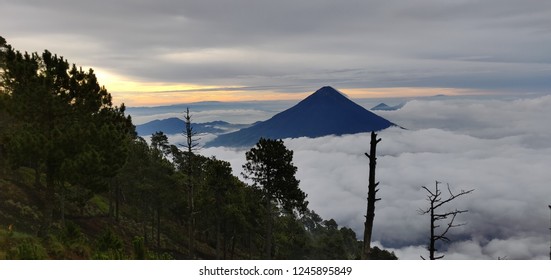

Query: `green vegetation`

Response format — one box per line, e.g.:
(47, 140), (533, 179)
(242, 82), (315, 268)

(243, 138), (307, 259)
(0, 36), (397, 260)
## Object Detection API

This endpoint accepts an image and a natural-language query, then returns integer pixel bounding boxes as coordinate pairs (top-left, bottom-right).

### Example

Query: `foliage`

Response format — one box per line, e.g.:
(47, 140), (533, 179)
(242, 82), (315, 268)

(0, 38), (134, 232)
(132, 236), (145, 260)
(243, 138), (308, 259)
(243, 138), (307, 212)
(369, 246), (398, 260)
(0, 228), (47, 260)
(94, 229), (125, 259)
(7, 238), (47, 260)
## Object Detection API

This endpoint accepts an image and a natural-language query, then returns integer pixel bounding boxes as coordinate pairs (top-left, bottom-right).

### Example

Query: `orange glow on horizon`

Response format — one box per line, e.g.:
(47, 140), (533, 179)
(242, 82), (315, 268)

(110, 86), (487, 106)
(93, 68), (487, 106)
(114, 89), (309, 106)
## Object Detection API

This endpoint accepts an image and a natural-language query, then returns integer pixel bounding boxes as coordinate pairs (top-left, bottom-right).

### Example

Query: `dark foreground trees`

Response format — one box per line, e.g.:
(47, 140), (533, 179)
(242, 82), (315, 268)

(243, 138), (308, 259)
(0, 38), (134, 233)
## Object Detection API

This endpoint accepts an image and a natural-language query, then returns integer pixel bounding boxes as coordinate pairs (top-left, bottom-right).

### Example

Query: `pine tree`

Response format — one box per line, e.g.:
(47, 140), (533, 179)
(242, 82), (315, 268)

(0, 40), (134, 232)
(203, 157), (234, 259)
(243, 138), (307, 259)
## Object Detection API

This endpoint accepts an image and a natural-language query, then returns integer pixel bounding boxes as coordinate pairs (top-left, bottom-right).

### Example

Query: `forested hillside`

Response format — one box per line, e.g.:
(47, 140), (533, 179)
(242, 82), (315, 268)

(0, 36), (396, 260)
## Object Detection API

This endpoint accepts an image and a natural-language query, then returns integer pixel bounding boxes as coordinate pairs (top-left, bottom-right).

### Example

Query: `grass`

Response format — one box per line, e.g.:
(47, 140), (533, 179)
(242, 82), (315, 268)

(0, 227), (47, 259)
(89, 195), (109, 214)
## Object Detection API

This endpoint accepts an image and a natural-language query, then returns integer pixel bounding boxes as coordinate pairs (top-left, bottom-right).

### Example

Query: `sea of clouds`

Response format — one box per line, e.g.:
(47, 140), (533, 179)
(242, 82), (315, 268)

(159, 94), (551, 259)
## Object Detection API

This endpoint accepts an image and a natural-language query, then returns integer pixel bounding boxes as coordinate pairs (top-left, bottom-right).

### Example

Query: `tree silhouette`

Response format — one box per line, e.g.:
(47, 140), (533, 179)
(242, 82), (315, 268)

(243, 138), (307, 259)
(362, 131), (381, 259)
(0, 41), (133, 233)
(419, 181), (474, 260)
(183, 107), (199, 259)
(203, 157), (234, 259)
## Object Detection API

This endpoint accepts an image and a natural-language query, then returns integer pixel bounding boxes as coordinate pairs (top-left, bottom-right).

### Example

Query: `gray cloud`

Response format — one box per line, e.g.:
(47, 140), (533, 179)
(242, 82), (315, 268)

(3, 0), (551, 96)
(200, 94), (551, 259)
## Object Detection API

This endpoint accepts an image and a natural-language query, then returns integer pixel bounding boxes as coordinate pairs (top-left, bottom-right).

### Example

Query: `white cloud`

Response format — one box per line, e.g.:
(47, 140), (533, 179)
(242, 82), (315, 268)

(377, 95), (551, 148)
(201, 94), (551, 259)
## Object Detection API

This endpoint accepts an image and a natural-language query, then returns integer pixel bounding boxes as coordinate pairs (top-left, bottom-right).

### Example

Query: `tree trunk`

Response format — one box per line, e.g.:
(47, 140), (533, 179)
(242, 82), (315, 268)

(429, 202), (436, 260)
(215, 190), (223, 260)
(230, 234), (236, 259)
(216, 215), (221, 259)
(115, 183), (120, 222)
(34, 166), (41, 188)
(264, 197), (273, 259)
(60, 184), (65, 226)
(186, 157), (195, 259)
(157, 207), (161, 249)
(420, 181), (473, 260)
(40, 162), (56, 236)
(108, 182), (114, 218)
(184, 107), (196, 259)
(248, 231), (252, 259)
(188, 183), (195, 259)
(362, 131), (381, 260)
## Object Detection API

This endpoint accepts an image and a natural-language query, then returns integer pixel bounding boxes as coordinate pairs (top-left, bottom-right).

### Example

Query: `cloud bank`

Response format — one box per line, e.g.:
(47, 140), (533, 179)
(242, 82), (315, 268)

(201, 94), (551, 259)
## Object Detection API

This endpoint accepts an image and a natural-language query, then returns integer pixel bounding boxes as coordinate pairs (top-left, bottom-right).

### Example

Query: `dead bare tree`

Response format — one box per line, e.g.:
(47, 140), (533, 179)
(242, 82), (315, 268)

(362, 131), (381, 260)
(419, 181), (474, 260)
(183, 107), (199, 259)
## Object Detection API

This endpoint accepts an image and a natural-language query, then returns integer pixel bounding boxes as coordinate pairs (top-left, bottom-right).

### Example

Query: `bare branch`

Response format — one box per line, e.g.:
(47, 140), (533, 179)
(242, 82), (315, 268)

(433, 188), (474, 210)
(421, 186), (436, 197)
(420, 181), (474, 260)
(418, 208), (429, 215)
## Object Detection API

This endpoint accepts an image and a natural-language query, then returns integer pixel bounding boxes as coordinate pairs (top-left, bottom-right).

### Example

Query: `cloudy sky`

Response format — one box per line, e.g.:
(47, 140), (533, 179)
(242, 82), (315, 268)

(2, 0), (551, 105)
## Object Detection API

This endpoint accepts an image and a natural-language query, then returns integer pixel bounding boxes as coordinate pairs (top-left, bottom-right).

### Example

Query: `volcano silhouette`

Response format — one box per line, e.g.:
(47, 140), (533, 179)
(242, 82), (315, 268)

(206, 86), (395, 147)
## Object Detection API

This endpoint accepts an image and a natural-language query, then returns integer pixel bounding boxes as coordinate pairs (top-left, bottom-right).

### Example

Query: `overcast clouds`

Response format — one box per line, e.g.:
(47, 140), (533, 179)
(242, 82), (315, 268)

(199, 94), (551, 259)
(2, 0), (551, 104)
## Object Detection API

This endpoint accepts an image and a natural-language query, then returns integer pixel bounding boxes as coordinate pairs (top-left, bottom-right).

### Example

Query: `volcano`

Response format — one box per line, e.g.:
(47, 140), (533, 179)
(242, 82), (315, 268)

(206, 86), (395, 147)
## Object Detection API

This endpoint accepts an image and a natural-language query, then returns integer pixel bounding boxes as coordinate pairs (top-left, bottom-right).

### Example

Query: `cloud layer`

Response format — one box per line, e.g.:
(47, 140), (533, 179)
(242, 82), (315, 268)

(201, 94), (551, 259)
(3, 0), (551, 103)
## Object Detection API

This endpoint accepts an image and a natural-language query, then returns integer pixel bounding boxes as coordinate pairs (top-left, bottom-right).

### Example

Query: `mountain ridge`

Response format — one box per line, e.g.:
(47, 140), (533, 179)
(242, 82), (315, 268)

(371, 102), (404, 111)
(207, 86), (396, 147)
(136, 118), (251, 136)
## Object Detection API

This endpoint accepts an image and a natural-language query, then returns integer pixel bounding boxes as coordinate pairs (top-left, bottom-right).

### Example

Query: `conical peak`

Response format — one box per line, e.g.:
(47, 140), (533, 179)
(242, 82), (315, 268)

(319, 85), (336, 91)
(206, 85), (396, 147)
(314, 86), (344, 96)
(303, 86), (350, 103)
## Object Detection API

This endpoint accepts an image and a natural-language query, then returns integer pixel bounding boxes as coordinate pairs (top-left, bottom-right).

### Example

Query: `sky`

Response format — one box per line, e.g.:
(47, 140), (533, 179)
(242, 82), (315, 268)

(2, 0), (551, 105)
(196, 94), (551, 260)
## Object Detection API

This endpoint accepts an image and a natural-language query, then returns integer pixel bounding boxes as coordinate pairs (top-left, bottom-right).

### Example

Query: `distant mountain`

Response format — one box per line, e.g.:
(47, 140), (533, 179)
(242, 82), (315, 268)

(206, 86), (396, 147)
(136, 118), (250, 136)
(371, 103), (403, 111)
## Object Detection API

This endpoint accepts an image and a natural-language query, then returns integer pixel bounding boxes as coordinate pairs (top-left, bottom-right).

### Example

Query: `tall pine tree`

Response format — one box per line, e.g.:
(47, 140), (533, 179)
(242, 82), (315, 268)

(243, 138), (307, 259)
